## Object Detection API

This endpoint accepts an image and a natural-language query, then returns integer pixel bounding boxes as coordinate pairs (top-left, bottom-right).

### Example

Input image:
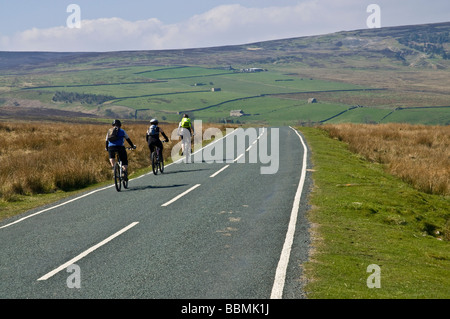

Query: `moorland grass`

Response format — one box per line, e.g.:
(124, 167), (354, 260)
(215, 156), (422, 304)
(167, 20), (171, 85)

(322, 123), (450, 196)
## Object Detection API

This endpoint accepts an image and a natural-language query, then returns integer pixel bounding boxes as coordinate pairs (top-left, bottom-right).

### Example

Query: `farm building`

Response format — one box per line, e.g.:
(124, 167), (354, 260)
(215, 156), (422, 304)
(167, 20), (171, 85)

(211, 87), (221, 92)
(240, 68), (266, 73)
(230, 110), (245, 117)
(308, 98), (317, 103)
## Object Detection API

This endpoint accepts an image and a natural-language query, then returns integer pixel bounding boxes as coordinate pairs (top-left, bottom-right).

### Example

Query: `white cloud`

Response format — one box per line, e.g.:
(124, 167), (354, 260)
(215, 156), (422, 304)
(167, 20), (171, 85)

(0, 2), (368, 52)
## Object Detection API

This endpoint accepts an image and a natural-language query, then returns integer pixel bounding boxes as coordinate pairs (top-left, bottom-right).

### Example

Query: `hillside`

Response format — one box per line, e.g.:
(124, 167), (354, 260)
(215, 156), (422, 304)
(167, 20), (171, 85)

(0, 21), (449, 125)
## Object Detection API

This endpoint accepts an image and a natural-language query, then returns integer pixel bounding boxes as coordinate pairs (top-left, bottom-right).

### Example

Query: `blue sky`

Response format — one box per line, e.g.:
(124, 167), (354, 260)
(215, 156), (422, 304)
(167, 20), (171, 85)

(0, 0), (449, 51)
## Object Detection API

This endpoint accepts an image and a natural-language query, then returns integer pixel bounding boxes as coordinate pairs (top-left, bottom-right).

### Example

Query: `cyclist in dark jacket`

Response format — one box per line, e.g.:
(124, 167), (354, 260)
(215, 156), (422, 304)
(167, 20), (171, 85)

(105, 119), (136, 179)
(146, 118), (169, 159)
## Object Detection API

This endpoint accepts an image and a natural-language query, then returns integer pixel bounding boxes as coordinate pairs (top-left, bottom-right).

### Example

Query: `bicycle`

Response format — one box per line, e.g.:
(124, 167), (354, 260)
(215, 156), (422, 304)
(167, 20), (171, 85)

(151, 141), (165, 175)
(113, 147), (134, 192)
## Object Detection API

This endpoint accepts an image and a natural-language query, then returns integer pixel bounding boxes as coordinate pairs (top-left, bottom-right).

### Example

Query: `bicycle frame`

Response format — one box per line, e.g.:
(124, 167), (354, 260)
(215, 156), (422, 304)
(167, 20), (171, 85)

(113, 147), (133, 192)
(151, 141), (165, 175)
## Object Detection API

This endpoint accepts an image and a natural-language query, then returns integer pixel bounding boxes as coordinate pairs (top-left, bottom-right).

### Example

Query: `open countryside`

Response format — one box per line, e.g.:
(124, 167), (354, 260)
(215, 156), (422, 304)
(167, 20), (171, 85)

(0, 22), (449, 301)
(1, 22), (449, 126)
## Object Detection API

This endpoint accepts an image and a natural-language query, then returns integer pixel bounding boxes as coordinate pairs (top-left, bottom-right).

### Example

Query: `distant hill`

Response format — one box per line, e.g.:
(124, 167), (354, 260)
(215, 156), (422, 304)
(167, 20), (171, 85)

(1, 21), (449, 71)
(1, 22), (449, 125)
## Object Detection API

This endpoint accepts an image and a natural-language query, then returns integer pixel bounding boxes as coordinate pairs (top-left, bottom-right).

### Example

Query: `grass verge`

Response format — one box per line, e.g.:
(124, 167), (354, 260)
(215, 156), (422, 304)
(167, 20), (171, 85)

(298, 127), (450, 299)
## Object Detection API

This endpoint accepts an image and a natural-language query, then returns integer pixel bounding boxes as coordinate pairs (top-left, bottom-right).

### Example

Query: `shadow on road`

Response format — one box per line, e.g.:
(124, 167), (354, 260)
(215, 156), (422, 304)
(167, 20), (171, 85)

(129, 184), (188, 191)
(162, 168), (210, 175)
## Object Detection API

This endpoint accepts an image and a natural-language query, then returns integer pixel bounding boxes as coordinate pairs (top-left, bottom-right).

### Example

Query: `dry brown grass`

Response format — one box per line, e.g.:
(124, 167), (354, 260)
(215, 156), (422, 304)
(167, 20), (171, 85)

(0, 121), (230, 201)
(321, 123), (450, 196)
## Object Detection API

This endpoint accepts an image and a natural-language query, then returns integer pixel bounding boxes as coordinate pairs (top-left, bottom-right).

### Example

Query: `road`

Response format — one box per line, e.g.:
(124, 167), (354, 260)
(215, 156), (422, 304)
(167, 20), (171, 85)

(0, 126), (311, 299)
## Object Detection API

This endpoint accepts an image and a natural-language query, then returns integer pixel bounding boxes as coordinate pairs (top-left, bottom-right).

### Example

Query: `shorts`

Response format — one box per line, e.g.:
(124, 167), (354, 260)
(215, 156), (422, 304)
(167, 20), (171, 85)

(148, 138), (163, 154)
(108, 145), (128, 166)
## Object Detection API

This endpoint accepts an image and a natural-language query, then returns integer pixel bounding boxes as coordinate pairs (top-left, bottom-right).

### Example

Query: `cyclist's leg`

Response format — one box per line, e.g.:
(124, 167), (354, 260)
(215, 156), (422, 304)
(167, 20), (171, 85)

(118, 146), (128, 172)
(156, 140), (163, 156)
(180, 135), (184, 154)
(182, 129), (192, 162)
(108, 148), (118, 169)
(149, 142), (156, 159)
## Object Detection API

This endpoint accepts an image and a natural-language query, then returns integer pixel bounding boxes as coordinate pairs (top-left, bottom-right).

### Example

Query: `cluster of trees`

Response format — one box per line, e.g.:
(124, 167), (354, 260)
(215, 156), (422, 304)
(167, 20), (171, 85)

(52, 91), (116, 105)
(398, 31), (450, 59)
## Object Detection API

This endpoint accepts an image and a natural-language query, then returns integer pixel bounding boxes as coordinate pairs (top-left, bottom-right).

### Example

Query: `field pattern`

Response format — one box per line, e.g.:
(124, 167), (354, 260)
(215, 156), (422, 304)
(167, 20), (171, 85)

(2, 22), (449, 126)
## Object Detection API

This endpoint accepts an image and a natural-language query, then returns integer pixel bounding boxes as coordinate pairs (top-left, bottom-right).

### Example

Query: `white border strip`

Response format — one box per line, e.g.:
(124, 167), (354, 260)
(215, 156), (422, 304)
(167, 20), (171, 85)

(37, 221), (139, 281)
(0, 185), (114, 230)
(270, 126), (308, 299)
(161, 184), (201, 207)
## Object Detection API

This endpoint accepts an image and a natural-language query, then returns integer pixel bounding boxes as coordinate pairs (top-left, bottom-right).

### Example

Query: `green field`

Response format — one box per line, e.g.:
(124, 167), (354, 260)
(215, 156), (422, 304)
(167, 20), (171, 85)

(3, 62), (449, 125)
(4, 64), (430, 125)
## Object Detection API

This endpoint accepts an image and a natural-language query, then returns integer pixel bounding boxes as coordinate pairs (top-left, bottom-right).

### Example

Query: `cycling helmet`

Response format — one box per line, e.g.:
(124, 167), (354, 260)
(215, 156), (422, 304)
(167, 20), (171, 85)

(150, 118), (158, 125)
(112, 119), (122, 127)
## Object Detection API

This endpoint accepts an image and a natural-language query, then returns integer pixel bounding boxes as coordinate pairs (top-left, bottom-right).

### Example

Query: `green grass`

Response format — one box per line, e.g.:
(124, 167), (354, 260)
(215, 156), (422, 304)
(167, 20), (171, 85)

(325, 107), (393, 124)
(380, 108), (450, 125)
(5, 65), (371, 124)
(299, 127), (450, 299)
(2, 61), (449, 126)
(138, 66), (233, 79)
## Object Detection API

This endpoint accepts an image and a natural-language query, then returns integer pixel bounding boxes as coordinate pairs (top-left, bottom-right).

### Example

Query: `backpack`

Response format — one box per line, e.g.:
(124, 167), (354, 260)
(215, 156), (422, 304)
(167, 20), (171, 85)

(148, 125), (159, 136)
(108, 127), (120, 142)
(181, 118), (191, 128)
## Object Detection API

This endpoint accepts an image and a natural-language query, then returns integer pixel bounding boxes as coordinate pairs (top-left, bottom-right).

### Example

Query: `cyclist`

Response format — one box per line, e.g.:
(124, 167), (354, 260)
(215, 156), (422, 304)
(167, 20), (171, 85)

(105, 119), (136, 180)
(177, 114), (195, 159)
(146, 118), (169, 161)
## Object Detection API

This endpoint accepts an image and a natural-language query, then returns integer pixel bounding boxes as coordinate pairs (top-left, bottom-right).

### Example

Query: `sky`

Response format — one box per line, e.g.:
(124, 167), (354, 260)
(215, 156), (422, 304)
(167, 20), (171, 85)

(0, 0), (449, 52)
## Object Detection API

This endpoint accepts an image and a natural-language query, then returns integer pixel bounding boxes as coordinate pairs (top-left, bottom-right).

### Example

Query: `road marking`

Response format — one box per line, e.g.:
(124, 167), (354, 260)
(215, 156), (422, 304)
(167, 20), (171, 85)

(270, 126), (308, 299)
(210, 165), (230, 178)
(37, 222), (139, 281)
(233, 153), (244, 162)
(0, 185), (115, 230)
(161, 184), (201, 207)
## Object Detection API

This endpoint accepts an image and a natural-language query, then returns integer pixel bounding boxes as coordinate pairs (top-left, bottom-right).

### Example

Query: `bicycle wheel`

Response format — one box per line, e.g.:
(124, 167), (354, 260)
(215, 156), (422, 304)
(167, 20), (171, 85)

(151, 152), (158, 175)
(114, 163), (121, 191)
(159, 153), (164, 173)
(122, 168), (128, 189)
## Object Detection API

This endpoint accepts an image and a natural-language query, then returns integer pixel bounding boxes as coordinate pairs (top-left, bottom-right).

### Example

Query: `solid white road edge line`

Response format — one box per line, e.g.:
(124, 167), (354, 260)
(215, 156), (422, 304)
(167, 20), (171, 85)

(161, 184), (201, 207)
(270, 126), (308, 299)
(0, 185), (115, 230)
(37, 221), (139, 281)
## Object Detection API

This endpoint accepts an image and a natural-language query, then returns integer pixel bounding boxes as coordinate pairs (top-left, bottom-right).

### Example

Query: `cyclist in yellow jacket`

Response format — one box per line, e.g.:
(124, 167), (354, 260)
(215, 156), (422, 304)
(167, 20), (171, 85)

(177, 114), (195, 162)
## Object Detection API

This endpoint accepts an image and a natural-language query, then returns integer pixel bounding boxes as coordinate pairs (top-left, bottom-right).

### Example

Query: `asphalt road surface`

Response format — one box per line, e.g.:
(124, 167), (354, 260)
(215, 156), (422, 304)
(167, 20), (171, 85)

(0, 126), (312, 299)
